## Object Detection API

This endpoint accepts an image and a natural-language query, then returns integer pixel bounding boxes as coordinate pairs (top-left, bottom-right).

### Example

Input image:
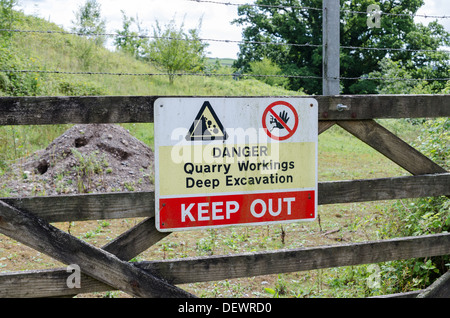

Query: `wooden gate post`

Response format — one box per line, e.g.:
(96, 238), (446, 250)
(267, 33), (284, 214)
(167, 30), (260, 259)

(323, 0), (340, 95)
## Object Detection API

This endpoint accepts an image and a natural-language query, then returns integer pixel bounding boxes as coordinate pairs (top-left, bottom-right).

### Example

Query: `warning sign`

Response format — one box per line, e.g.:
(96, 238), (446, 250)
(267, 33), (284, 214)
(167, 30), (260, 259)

(186, 101), (227, 141)
(262, 101), (299, 141)
(154, 98), (318, 232)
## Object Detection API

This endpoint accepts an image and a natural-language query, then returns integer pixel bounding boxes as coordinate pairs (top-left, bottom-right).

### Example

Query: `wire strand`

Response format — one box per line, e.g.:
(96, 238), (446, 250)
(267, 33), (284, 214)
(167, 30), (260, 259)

(0, 29), (323, 49)
(0, 69), (323, 79)
(1, 69), (449, 82)
(342, 8), (450, 20)
(186, 0), (322, 11)
(341, 45), (450, 54)
(6, 28), (450, 54)
(338, 76), (450, 82)
(187, 0), (450, 19)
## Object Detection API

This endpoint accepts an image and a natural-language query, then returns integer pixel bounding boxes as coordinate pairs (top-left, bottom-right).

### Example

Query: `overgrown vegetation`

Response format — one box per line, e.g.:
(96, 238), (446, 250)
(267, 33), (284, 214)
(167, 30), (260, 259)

(373, 118), (450, 294)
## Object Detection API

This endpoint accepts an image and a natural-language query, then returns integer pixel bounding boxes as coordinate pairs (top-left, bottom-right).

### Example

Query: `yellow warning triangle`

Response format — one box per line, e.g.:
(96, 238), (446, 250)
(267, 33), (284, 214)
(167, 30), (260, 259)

(186, 101), (228, 141)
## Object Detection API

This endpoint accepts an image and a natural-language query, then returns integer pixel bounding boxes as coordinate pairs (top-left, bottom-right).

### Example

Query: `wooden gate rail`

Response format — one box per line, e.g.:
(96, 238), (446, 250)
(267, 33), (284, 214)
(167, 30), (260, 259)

(0, 95), (449, 298)
(1, 95), (449, 125)
(1, 232), (449, 298)
(1, 173), (449, 223)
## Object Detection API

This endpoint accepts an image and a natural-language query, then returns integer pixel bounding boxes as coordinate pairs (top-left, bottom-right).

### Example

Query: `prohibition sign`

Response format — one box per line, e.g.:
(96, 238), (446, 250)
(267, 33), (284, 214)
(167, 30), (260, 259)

(262, 101), (299, 141)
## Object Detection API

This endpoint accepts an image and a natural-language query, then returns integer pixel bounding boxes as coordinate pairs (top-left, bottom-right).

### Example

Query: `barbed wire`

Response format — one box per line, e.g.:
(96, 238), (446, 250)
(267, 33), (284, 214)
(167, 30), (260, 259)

(0, 29), (322, 49)
(341, 44), (450, 54)
(342, 8), (450, 20)
(187, 0), (450, 19)
(1, 69), (449, 83)
(338, 76), (450, 82)
(0, 68), (323, 80)
(186, 0), (322, 11)
(4, 28), (450, 55)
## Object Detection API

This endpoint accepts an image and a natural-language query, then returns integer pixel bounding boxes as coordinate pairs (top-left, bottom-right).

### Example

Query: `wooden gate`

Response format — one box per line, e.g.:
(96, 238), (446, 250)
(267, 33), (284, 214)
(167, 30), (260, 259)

(0, 94), (449, 298)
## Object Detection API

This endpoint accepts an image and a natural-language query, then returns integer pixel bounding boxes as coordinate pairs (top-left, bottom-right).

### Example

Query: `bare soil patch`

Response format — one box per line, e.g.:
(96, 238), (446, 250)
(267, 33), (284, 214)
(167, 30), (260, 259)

(2, 124), (155, 196)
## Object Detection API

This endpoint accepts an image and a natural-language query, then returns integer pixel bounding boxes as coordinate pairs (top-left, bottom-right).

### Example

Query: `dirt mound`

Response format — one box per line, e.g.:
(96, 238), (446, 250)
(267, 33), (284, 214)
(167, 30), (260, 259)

(3, 124), (155, 197)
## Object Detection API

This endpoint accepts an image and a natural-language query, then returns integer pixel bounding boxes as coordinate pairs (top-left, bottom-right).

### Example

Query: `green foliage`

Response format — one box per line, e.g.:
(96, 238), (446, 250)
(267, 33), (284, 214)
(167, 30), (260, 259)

(249, 57), (289, 88)
(367, 58), (417, 94)
(416, 118), (450, 170)
(114, 10), (147, 59)
(0, 47), (46, 96)
(71, 0), (106, 46)
(233, 0), (322, 94)
(375, 118), (450, 294)
(58, 79), (109, 96)
(234, 0), (450, 94)
(0, 0), (19, 42)
(0, 1), (46, 96)
(71, 148), (109, 193)
(144, 18), (209, 84)
(71, 0), (107, 69)
(366, 58), (450, 95)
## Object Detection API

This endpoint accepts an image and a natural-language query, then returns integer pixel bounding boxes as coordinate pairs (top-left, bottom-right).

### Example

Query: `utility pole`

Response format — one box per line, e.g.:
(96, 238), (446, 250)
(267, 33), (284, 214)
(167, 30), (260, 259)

(322, 0), (340, 95)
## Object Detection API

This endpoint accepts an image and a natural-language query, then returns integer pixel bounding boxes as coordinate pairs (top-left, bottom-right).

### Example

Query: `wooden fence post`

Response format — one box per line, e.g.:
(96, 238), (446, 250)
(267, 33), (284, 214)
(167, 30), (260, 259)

(323, 0), (340, 95)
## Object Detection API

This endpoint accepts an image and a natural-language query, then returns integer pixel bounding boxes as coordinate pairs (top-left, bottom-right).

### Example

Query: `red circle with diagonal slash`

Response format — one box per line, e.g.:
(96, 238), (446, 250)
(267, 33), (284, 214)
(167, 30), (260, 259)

(262, 101), (299, 141)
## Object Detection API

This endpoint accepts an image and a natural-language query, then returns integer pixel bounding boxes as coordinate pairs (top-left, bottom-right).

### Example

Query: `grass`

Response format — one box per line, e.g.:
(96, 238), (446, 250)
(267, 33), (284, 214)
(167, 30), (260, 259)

(318, 124), (410, 181)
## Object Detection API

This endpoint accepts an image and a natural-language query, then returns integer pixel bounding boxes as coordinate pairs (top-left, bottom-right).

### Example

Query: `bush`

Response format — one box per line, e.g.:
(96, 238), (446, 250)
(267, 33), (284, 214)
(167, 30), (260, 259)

(58, 79), (109, 96)
(0, 47), (45, 96)
(249, 58), (288, 88)
(377, 118), (450, 294)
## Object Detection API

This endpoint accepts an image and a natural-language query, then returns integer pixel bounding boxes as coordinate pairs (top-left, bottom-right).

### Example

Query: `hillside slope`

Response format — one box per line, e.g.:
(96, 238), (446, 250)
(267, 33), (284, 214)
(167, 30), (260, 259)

(1, 10), (303, 97)
(0, 9), (304, 172)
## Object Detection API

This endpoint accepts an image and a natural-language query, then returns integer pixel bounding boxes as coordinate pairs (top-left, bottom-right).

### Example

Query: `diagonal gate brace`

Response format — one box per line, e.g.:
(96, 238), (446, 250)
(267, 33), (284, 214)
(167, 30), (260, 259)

(0, 216), (171, 297)
(0, 200), (195, 298)
(337, 120), (447, 175)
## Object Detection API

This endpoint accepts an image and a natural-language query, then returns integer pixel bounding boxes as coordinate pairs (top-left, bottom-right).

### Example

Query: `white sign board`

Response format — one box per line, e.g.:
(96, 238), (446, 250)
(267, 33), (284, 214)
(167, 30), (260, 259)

(154, 98), (318, 232)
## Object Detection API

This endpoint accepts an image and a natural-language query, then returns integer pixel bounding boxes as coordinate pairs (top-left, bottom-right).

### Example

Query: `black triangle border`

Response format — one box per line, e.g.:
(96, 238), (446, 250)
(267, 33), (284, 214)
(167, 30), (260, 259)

(186, 101), (228, 141)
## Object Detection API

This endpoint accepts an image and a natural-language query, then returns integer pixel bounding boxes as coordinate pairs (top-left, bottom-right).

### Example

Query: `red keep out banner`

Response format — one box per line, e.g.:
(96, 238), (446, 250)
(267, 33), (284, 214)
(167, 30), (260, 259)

(158, 190), (315, 231)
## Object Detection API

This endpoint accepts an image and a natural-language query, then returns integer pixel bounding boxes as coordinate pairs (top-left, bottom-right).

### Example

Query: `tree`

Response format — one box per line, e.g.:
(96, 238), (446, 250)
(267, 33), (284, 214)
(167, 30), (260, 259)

(71, 0), (106, 46)
(114, 10), (147, 59)
(144, 18), (208, 84)
(0, 0), (19, 44)
(233, 0), (450, 94)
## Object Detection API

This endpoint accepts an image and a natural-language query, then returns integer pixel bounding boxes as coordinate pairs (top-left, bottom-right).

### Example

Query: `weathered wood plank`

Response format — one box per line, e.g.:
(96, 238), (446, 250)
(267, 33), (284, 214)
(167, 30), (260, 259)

(1, 95), (449, 125)
(318, 173), (450, 205)
(371, 290), (423, 298)
(2, 233), (449, 297)
(337, 120), (447, 175)
(1, 191), (154, 222)
(0, 216), (169, 298)
(318, 120), (335, 134)
(0, 269), (113, 298)
(317, 94), (450, 120)
(102, 217), (169, 262)
(138, 233), (450, 285)
(2, 173), (448, 222)
(0, 200), (194, 298)
(0, 96), (157, 125)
